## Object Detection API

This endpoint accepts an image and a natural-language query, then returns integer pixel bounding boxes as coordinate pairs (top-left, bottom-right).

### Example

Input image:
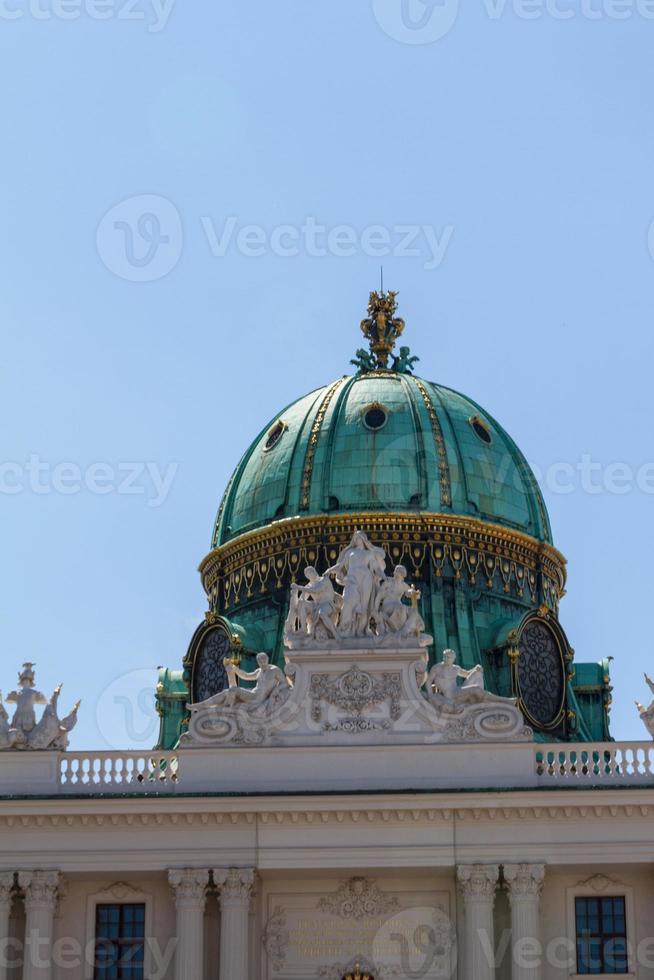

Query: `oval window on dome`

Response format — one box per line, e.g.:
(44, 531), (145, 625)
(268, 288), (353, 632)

(264, 420), (286, 451)
(192, 626), (231, 704)
(363, 403), (388, 431)
(516, 620), (565, 728)
(469, 414), (492, 444)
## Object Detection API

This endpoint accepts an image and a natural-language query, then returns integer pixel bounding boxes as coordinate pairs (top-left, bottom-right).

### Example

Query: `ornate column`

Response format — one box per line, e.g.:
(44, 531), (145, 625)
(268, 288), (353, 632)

(214, 868), (255, 980)
(504, 864), (545, 980)
(457, 864), (499, 980)
(168, 869), (210, 980)
(17, 872), (60, 980)
(0, 873), (15, 980)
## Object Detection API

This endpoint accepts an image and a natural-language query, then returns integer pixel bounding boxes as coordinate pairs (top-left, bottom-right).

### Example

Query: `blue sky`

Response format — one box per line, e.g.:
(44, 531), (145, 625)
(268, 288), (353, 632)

(1, 0), (653, 748)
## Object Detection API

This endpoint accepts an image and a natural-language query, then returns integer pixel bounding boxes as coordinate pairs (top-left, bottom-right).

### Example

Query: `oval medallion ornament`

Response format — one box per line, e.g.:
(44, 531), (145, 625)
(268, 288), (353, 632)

(193, 627), (231, 704)
(517, 620), (565, 728)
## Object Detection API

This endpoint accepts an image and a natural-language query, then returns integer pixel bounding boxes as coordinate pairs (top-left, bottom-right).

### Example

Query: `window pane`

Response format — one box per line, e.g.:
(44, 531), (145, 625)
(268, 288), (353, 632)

(94, 904), (145, 980)
(575, 896), (628, 975)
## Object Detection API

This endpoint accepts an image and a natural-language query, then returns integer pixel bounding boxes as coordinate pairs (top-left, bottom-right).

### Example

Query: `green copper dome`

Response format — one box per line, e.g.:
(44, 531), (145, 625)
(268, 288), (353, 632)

(155, 291), (613, 751)
(212, 373), (551, 548)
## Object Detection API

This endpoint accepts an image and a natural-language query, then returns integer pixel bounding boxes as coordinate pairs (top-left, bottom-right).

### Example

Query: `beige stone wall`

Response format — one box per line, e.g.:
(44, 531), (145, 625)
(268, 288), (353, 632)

(540, 867), (654, 980)
(1, 865), (653, 979)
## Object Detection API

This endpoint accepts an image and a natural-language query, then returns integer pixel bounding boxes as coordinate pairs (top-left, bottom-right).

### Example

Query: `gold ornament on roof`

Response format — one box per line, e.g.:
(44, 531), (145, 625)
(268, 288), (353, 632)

(361, 289), (404, 368)
(343, 966), (373, 980)
(352, 290), (418, 374)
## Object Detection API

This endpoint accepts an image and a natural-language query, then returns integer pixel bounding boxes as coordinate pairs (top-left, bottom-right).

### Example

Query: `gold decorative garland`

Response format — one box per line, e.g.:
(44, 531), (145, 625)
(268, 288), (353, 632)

(300, 378), (346, 510)
(199, 512), (566, 614)
(411, 378), (452, 507)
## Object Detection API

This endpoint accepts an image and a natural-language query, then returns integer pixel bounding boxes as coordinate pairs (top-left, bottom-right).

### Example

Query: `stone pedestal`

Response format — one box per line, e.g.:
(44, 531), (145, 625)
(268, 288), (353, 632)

(0, 874), (14, 980)
(17, 872), (60, 980)
(168, 869), (210, 980)
(184, 646), (530, 749)
(457, 865), (499, 980)
(214, 868), (255, 980)
(504, 864), (545, 980)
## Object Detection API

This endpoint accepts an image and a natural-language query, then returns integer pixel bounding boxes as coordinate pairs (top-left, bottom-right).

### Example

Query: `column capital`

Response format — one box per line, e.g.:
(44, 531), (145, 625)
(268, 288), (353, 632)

(168, 869), (210, 911)
(18, 871), (60, 911)
(213, 868), (256, 910)
(0, 873), (14, 908)
(457, 864), (500, 905)
(503, 864), (545, 902)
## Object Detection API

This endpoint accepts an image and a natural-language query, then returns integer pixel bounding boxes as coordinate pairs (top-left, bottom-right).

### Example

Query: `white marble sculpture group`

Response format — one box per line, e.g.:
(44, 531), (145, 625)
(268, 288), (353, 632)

(183, 531), (530, 748)
(0, 663), (80, 751)
(284, 530), (431, 648)
(636, 674), (654, 739)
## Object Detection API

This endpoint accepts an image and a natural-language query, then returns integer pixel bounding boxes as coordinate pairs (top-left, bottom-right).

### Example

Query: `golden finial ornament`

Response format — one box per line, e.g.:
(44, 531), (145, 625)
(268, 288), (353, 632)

(360, 289), (405, 368)
(351, 289), (418, 375)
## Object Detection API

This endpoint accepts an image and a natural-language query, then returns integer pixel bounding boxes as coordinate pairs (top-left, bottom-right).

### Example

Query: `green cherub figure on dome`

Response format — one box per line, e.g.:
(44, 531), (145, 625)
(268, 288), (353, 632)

(350, 347), (377, 374)
(391, 346), (420, 375)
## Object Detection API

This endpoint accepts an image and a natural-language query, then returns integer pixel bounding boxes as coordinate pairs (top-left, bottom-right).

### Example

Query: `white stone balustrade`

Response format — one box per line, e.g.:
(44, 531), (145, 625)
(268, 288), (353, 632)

(59, 752), (179, 791)
(0, 742), (652, 796)
(537, 742), (654, 782)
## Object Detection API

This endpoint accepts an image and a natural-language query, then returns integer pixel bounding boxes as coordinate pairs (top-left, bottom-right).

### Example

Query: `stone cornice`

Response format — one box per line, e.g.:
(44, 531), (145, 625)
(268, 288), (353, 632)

(0, 791), (652, 829)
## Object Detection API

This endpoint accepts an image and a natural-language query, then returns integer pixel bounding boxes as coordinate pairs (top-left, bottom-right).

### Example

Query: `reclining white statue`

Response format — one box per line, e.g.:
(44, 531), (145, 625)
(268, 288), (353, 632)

(424, 649), (513, 712)
(197, 652), (291, 710)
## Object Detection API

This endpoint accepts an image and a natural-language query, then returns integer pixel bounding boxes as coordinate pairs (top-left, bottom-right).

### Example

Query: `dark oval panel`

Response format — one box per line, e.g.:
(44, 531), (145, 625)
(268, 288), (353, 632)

(193, 627), (231, 703)
(517, 620), (565, 727)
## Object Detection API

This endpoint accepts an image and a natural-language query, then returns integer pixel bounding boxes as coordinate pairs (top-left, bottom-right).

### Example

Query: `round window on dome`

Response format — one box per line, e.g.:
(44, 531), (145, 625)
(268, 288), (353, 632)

(363, 403), (389, 431)
(264, 420), (286, 451)
(469, 415), (492, 445)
